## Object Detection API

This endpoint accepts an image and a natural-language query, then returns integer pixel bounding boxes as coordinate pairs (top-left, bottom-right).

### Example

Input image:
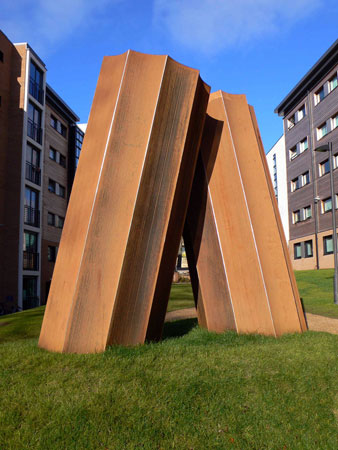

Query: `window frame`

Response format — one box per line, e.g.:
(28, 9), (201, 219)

(47, 212), (55, 226)
(48, 179), (56, 193)
(322, 197), (333, 214)
(294, 243), (302, 260)
(323, 235), (334, 255)
(319, 159), (330, 177)
(329, 74), (338, 93)
(315, 86), (325, 105)
(304, 240), (313, 258)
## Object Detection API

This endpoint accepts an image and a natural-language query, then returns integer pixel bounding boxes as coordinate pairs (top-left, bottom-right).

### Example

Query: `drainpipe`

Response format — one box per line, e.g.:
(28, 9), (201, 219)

(308, 90), (320, 269)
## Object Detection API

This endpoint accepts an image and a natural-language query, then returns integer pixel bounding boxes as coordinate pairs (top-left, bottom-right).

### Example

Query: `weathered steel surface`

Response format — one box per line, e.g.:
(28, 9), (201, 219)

(248, 104), (307, 333)
(184, 91), (306, 335)
(39, 51), (210, 353)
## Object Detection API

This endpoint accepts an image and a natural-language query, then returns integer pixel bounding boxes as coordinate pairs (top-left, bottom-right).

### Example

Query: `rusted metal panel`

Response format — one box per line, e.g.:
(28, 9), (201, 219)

(249, 104), (307, 333)
(185, 93), (276, 335)
(39, 52), (209, 353)
(185, 91), (306, 336)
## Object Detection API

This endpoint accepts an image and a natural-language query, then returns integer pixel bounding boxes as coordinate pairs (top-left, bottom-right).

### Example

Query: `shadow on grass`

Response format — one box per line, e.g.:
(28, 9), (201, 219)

(162, 318), (198, 340)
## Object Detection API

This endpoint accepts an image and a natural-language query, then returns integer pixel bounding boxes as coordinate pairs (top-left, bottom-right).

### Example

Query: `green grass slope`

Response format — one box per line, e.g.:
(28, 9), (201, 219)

(0, 285), (338, 449)
(295, 269), (338, 318)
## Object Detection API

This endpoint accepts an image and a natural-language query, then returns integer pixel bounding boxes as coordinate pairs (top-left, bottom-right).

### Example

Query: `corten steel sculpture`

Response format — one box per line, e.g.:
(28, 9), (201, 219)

(39, 51), (210, 353)
(183, 91), (307, 336)
(39, 53), (306, 354)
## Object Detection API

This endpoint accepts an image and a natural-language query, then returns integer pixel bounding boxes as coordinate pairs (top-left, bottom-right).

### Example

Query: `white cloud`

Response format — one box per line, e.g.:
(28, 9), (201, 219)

(0, 0), (112, 55)
(153, 0), (322, 54)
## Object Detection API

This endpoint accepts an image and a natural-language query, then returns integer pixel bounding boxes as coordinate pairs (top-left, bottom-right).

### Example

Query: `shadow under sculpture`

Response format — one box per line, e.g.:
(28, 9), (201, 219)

(38, 51), (210, 353)
(183, 91), (307, 336)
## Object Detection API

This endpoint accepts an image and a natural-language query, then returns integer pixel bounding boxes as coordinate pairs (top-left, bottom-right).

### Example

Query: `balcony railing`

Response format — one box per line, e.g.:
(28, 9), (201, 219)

(23, 251), (39, 270)
(27, 119), (42, 144)
(24, 205), (40, 227)
(23, 296), (40, 310)
(25, 161), (41, 185)
(29, 78), (44, 105)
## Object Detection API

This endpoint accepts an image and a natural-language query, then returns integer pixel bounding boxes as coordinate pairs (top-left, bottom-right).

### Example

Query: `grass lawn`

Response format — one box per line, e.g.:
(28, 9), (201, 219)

(295, 269), (338, 319)
(0, 307), (337, 449)
(170, 269), (338, 319)
(0, 274), (337, 448)
(167, 283), (194, 312)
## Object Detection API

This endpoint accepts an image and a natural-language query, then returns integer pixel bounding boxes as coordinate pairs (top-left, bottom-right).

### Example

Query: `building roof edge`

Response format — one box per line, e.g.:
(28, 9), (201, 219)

(275, 39), (338, 117)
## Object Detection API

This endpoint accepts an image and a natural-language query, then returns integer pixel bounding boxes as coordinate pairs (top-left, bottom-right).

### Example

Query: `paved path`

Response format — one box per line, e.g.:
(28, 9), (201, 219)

(165, 308), (338, 335)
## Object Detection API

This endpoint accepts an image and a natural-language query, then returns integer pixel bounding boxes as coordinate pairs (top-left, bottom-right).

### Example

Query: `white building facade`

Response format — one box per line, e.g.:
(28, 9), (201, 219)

(266, 135), (289, 242)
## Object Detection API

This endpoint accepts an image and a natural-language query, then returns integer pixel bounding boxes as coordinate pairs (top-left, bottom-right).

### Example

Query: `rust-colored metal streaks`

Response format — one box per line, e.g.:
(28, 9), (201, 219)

(39, 51), (210, 353)
(184, 91), (306, 336)
(39, 54), (306, 354)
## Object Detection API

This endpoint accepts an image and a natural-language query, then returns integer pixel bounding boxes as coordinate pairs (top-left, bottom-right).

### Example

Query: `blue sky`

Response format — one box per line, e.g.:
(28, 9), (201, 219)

(2, 0), (338, 151)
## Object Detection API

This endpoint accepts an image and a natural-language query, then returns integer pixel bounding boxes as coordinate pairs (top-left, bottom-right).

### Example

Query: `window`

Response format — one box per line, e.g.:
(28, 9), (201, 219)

(315, 86), (325, 105)
(291, 171), (310, 193)
(301, 171), (310, 186)
(59, 123), (67, 138)
(59, 154), (66, 168)
(23, 231), (38, 253)
(322, 197), (332, 213)
(293, 206), (312, 223)
(49, 149), (66, 168)
(48, 179), (66, 198)
(0, 50), (3, 62)
(48, 246), (58, 262)
(48, 179), (56, 193)
(329, 74), (338, 92)
(293, 210), (301, 224)
(290, 146), (297, 160)
(294, 243), (302, 259)
(75, 127), (84, 169)
(57, 216), (64, 228)
(50, 116), (57, 128)
(29, 61), (44, 104)
(289, 137), (308, 161)
(287, 114), (296, 130)
(304, 240), (313, 258)
(27, 102), (42, 144)
(298, 104), (306, 121)
(319, 159), (330, 176)
(317, 122), (328, 140)
(303, 205), (312, 220)
(58, 185), (65, 198)
(299, 137), (308, 153)
(323, 235), (334, 255)
(25, 144), (41, 185)
(24, 187), (39, 227)
(23, 231), (39, 270)
(47, 212), (55, 226)
(49, 147), (56, 161)
(331, 113), (338, 131)
(291, 177), (299, 192)
(23, 276), (38, 309)
(50, 115), (67, 138)
(334, 154), (338, 169)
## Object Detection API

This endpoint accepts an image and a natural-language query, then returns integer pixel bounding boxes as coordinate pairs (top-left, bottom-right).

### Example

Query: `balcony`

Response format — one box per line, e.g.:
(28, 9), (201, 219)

(23, 251), (39, 270)
(23, 296), (40, 310)
(25, 161), (41, 185)
(27, 119), (42, 144)
(24, 205), (40, 227)
(29, 77), (44, 105)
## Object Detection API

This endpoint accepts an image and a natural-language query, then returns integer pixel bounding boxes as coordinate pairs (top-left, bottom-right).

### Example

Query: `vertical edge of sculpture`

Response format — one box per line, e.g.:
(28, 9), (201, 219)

(184, 91), (307, 335)
(39, 51), (210, 353)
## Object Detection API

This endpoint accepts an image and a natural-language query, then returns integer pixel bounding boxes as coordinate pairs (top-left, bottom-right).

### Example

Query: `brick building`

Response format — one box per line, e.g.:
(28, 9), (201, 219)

(275, 39), (338, 270)
(0, 31), (83, 313)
